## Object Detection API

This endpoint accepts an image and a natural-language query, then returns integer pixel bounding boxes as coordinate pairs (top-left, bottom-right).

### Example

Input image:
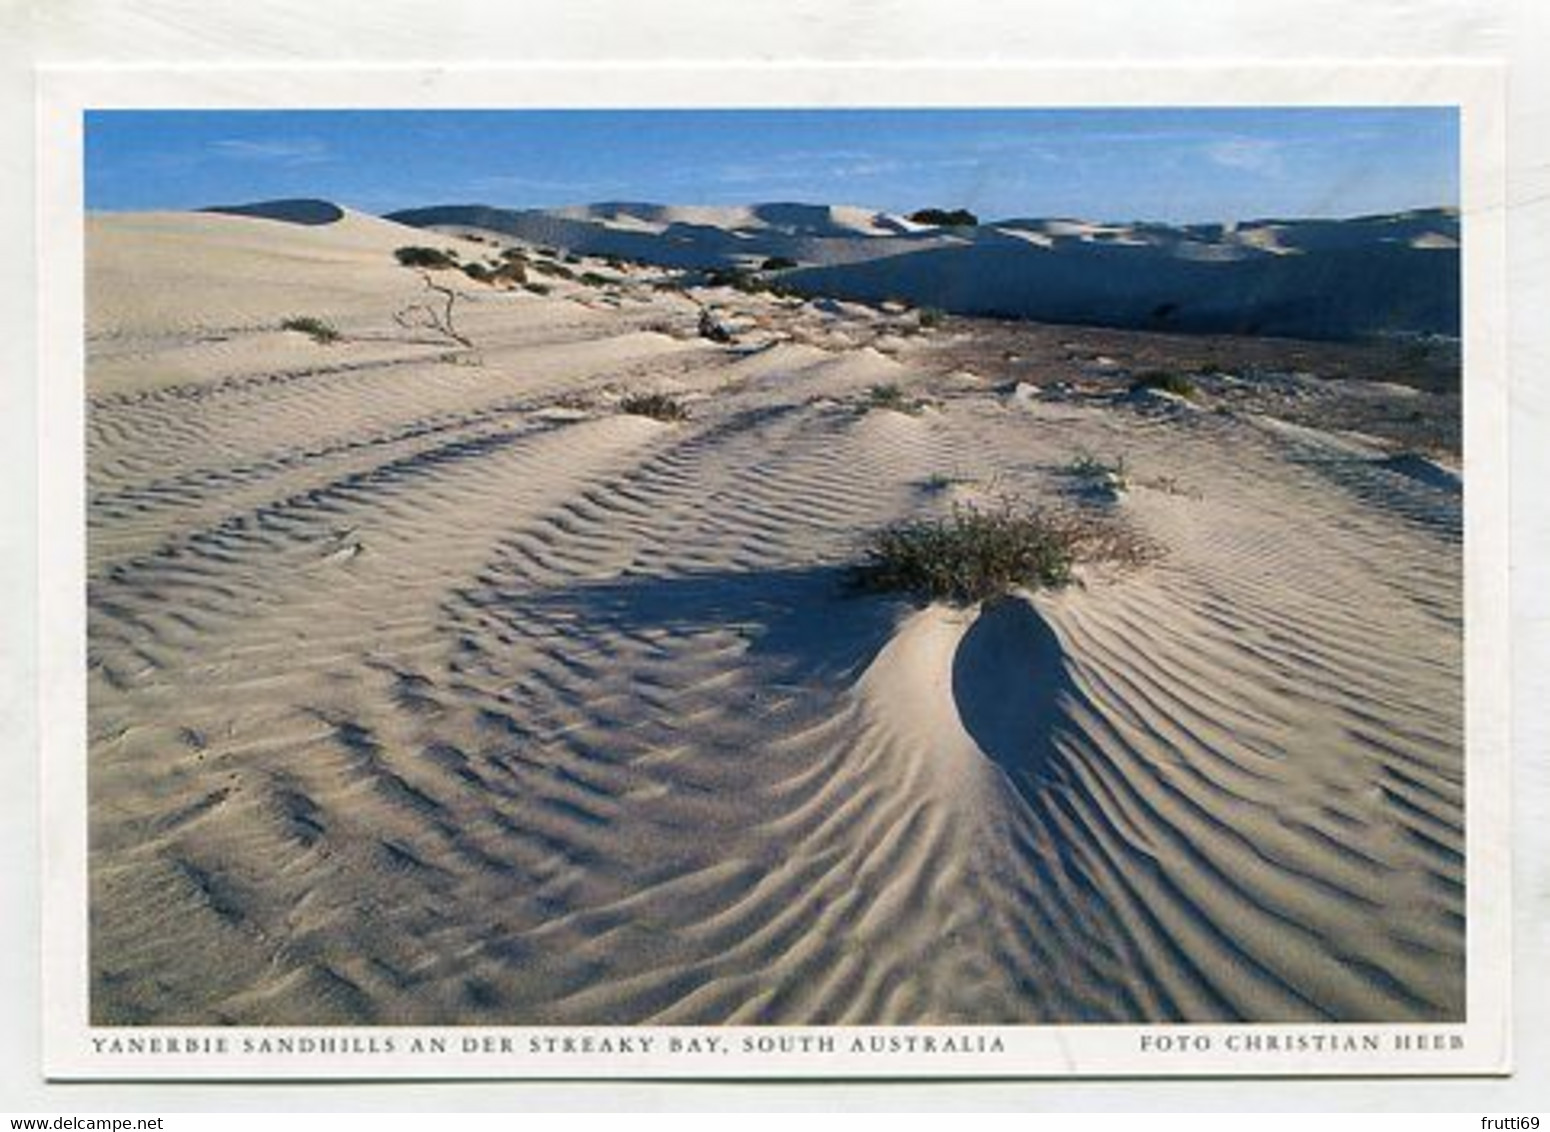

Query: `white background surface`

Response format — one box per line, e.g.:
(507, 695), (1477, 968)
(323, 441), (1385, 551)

(2, 0), (1547, 1112)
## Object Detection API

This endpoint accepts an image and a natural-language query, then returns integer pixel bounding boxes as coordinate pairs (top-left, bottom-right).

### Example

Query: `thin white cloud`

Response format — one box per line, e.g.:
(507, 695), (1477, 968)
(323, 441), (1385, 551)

(1204, 138), (1286, 176)
(209, 137), (332, 165)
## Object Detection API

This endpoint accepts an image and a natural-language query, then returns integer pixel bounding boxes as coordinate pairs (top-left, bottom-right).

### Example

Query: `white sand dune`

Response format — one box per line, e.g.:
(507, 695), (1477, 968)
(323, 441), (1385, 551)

(390, 202), (1458, 341)
(86, 207), (1463, 1025)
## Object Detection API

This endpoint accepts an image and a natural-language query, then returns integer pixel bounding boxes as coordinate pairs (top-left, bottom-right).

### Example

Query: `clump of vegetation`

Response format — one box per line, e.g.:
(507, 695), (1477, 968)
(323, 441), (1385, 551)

(853, 501), (1074, 605)
(922, 469), (980, 492)
(1129, 370), (1199, 400)
(908, 207), (979, 228)
(1066, 450), (1128, 492)
(522, 281), (552, 296)
(577, 270), (613, 288)
(865, 383), (926, 415)
(618, 392), (690, 422)
(854, 499), (1154, 605)
(280, 315), (341, 344)
(530, 260), (576, 281)
(761, 255), (798, 271)
(394, 246), (458, 269)
(917, 307), (946, 330)
(562, 253), (583, 265)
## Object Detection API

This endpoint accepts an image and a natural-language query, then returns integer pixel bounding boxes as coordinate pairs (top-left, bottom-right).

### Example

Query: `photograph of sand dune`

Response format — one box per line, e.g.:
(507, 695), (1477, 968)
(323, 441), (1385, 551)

(50, 87), (1509, 1077)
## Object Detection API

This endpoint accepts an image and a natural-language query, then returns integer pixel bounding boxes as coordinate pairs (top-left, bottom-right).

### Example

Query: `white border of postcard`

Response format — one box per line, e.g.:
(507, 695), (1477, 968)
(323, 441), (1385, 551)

(36, 61), (1510, 1080)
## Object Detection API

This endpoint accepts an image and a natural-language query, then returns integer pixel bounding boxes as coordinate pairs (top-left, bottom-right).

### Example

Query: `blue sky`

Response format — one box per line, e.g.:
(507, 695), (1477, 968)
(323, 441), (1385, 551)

(85, 107), (1457, 224)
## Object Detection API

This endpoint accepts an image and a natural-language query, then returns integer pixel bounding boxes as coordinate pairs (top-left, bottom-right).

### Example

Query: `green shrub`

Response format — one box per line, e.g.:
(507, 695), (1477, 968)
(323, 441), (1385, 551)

(761, 255), (798, 271)
(531, 260), (575, 280)
(394, 246), (458, 269)
(618, 392), (689, 422)
(1066, 450), (1129, 494)
(577, 271), (612, 288)
(852, 502), (1074, 605)
(865, 383), (925, 415)
(907, 207), (979, 228)
(522, 281), (552, 296)
(280, 315), (341, 344)
(917, 307), (946, 329)
(1129, 370), (1198, 400)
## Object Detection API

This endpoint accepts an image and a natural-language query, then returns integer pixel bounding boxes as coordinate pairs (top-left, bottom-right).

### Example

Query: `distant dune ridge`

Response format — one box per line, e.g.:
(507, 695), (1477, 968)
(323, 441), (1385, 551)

(388, 201), (1460, 341)
(86, 201), (1463, 1027)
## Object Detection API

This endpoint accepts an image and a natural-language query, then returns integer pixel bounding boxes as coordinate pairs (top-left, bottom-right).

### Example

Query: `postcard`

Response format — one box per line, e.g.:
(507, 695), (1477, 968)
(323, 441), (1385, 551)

(35, 61), (1510, 1079)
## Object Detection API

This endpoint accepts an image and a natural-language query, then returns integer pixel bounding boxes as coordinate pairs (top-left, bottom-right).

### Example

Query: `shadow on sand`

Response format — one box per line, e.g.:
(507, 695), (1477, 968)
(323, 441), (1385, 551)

(482, 563), (911, 690)
(950, 595), (1079, 795)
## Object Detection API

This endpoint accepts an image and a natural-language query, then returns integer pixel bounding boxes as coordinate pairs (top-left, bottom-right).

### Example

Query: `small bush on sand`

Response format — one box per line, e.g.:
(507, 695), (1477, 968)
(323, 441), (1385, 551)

(522, 281), (552, 296)
(853, 502), (1073, 605)
(395, 245), (458, 270)
(577, 271), (612, 288)
(280, 315), (341, 344)
(761, 255), (798, 271)
(865, 384), (925, 415)
(1130, 370), (1198, 400)
(917, 307), (946, 330)
(619, 393), (690, 422)
(854, 500), (1153, 605)
(531, 260), (576, 281)
(1066, 450), (1129, 492)
(908, 207), (979, 228)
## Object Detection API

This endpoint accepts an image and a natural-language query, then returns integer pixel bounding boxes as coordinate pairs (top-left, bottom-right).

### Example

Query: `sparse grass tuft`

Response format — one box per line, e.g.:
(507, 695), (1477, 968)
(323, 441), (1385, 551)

(522, 281), (552, 296)
(280, 315), (341, 344)
(922, 468), (988, 492)
(865, 384), (926, 415)
(854, 499), (1154, 605)
(1066, 450), (1128, 492)
(917, 307), (946, 330)
(1130, 370), (1198, 400)
(853, 502), (1073, 605)
(618, 392), (690, 422)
